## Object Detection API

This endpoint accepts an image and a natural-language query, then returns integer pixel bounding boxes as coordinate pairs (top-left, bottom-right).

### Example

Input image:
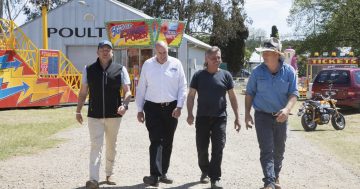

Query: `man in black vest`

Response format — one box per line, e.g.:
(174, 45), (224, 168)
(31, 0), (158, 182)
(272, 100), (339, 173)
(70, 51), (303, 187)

(76, 40), (131, 189)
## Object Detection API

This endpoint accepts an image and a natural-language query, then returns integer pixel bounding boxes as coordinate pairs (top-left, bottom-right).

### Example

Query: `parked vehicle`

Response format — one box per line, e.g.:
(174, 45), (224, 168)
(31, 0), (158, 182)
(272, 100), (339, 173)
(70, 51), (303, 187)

(311, 68), (360, 110)
(298, 83), (346, 131)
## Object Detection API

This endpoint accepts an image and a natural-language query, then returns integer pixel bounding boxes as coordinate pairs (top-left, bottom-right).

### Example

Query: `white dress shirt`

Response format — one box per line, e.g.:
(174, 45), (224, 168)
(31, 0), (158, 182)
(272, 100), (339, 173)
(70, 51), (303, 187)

(136, 56), (187, 112)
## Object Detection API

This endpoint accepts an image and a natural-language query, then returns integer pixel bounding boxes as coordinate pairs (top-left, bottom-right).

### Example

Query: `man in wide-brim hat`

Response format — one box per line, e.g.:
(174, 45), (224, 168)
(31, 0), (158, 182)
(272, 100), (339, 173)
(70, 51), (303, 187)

(245, 37), (299, 189)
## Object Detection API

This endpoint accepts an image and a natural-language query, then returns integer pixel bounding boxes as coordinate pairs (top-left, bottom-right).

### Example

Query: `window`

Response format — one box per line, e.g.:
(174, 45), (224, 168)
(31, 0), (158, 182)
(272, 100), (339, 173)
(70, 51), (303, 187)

(314, 70), (350, 84)
(354, 71), (360, 84)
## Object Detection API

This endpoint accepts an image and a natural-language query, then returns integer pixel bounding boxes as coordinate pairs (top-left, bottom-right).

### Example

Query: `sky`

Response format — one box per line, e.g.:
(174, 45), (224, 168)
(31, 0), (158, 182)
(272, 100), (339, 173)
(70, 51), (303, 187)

(244, 0), (294, 39)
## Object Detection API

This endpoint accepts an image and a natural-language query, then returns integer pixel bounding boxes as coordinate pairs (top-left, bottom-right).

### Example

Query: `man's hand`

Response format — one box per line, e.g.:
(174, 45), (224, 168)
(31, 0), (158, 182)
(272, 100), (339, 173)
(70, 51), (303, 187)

(187, 114), (194, 125)
(275, 107), (290, 123)
(117, 105), (127, 116)
(76, 113), (83, 124)
(137, 112), (145, 123)
(234, 118), (241, 132)
(172, 107), (181, 119)
(245, 113), (254, 130)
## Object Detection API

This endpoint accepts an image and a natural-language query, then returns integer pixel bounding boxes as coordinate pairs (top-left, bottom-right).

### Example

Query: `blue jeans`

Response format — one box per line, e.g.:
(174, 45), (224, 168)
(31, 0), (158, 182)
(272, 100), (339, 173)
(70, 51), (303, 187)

(254, 111), (287, 188)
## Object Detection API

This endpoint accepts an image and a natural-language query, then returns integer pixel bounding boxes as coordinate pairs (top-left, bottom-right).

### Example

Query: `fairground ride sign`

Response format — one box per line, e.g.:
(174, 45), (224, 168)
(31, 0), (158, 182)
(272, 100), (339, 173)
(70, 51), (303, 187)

(308, 57), (359, 65)
(105, 19), (186, 48)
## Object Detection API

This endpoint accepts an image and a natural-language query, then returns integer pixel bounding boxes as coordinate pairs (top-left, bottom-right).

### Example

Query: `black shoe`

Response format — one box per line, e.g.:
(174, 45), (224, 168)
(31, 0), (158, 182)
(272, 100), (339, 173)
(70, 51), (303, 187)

(159, 174), (173, 184)
(85, 180), (99, 189)
(200, 173), (210, 184)
(143, 175), (159, 187)
(211, 180), (223, 189)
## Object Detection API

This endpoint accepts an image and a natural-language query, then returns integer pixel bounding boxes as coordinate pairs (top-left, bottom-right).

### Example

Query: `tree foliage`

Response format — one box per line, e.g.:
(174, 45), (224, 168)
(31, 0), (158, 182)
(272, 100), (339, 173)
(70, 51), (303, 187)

(213, 0), (248, 74)
(287, 0), (360, 55)
(22, 0), (69, 22)
(270, 25), (279, 38)
(1, 0), (28, 21)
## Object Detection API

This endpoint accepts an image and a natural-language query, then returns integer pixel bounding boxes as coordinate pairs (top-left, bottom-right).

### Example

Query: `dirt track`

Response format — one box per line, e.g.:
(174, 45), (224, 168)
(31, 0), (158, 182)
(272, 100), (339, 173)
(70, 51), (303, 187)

(0, 94), (359, 189)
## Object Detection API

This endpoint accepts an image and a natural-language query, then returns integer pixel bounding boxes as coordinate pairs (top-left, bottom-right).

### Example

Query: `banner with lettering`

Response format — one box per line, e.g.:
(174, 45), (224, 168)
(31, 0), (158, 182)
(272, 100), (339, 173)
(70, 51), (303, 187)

(157, 20), (186, 47)
(106, 19), (154, 48)
(39, 49), (59, 75)
(308, 57), (358, 65)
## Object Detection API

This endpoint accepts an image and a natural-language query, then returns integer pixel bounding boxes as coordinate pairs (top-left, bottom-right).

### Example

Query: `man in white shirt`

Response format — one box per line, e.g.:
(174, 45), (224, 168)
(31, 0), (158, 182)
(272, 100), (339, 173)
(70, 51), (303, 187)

(136, 41), (187, 187)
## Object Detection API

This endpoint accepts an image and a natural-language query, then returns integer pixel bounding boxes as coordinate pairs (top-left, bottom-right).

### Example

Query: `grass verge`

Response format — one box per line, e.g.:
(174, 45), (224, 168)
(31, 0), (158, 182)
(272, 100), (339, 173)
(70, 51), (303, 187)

(289, 102), (360, 172)
(0, 106), (79, 160)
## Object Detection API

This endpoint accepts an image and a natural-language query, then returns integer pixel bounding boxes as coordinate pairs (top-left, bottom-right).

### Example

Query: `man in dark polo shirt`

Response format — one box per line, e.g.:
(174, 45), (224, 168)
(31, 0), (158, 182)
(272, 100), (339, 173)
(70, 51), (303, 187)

(186, 46), (244, 189)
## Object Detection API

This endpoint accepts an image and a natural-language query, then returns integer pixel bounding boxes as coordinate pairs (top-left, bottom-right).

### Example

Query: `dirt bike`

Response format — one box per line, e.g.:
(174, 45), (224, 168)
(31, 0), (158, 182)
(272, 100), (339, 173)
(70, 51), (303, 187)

(297, 84), (345, 131)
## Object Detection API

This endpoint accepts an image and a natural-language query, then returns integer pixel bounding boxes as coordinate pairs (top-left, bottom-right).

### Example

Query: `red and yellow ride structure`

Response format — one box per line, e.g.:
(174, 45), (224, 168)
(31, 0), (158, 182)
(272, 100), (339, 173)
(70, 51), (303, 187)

(0, 18), (82, 109)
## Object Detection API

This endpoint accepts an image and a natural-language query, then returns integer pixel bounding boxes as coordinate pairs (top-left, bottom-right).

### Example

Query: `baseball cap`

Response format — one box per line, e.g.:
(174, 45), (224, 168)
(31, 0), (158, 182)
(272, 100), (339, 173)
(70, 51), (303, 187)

(255, 37), (282, 53)
(98, 40), (113, 49)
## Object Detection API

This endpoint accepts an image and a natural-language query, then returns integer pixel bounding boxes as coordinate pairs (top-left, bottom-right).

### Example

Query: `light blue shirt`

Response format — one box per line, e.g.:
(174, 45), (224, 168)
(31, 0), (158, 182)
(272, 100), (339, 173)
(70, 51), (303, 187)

(246, 61), (299, 113)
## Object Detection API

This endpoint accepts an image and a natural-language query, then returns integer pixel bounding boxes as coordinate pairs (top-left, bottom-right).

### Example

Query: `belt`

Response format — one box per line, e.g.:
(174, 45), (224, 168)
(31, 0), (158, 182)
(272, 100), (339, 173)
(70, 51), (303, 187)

(256, 110), (278, 117)
(146, 100), (176, 107)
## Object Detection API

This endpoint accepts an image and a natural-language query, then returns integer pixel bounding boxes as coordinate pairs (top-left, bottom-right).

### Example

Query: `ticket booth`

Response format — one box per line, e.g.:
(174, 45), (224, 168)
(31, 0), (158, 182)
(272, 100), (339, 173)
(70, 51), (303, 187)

(304, 49), (358, 98)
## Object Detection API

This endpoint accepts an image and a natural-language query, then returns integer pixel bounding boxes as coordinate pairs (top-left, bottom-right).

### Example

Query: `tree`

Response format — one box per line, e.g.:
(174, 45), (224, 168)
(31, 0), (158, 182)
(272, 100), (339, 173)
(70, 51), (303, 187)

(221, 0), (248, 74)
(23, 0), (69, 22)
(1, 0), (3, 20)
(2, 0), (28, 21)
(270, 25), (279, 38)
(287, 0), (360, 56)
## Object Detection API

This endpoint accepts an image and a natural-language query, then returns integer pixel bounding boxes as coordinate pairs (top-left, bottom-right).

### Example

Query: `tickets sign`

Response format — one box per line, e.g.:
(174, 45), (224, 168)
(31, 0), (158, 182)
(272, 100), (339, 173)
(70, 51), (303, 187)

(308, 57), (358, 65)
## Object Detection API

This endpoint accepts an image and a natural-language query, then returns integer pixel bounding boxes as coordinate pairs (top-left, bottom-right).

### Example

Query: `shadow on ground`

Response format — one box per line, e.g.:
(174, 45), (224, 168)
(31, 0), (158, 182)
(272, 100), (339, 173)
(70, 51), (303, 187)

(73, 181), (203, 189)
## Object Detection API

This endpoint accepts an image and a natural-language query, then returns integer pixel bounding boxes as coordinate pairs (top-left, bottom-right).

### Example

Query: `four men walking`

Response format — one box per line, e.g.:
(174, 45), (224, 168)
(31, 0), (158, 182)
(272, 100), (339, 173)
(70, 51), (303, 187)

(78, 39), (297, 189)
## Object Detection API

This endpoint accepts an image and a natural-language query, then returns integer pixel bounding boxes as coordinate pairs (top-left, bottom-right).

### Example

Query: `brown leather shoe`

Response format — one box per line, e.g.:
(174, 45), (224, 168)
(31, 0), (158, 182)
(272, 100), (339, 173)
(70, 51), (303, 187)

(275, 177), (281, 189)
(106, 176), (116, 185)
(86, 180), (99, 189)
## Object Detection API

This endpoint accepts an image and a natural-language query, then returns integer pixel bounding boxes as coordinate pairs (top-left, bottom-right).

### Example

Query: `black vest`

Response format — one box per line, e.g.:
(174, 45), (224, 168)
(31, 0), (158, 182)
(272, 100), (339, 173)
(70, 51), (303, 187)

(87, 58), (123, 118)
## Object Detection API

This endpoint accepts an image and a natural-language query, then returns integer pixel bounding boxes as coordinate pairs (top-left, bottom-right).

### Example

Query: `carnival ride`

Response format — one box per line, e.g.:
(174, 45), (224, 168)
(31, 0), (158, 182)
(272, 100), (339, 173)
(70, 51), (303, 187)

(0, 18), (82, 109)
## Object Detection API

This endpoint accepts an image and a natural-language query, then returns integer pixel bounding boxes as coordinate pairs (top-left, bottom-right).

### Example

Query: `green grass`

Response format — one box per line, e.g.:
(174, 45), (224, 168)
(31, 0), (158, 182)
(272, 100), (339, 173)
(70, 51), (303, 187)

(0, 106), (79, 160)
(289, 102), (360, 171)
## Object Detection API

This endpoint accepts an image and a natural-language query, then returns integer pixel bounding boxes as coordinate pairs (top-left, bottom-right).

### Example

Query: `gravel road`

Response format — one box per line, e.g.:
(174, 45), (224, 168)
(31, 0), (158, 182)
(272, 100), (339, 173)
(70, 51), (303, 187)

(0, 94), (359, 189)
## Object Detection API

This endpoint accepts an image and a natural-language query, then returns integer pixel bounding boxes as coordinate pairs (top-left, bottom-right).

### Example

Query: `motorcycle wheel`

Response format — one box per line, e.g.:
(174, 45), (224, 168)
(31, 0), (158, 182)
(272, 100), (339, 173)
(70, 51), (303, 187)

(331, 113), (346, 130)
(301, 113), (317, 131)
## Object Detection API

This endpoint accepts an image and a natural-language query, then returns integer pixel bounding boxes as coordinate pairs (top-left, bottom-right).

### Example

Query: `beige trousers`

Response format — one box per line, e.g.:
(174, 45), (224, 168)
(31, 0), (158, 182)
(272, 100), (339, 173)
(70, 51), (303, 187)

(88, 117), (121, 181)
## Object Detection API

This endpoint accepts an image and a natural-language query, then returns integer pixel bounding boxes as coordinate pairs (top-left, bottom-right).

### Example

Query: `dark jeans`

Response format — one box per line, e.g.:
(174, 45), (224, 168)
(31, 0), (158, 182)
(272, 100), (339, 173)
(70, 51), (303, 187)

(254, 111), (287, 187)
(195, 116), (227, 181)
(144, 101), (178, 177)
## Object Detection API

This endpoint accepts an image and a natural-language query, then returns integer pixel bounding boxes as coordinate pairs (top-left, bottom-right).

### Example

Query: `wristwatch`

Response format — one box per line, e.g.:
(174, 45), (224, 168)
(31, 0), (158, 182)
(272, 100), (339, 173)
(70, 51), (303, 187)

(123, 104), (128, 110)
